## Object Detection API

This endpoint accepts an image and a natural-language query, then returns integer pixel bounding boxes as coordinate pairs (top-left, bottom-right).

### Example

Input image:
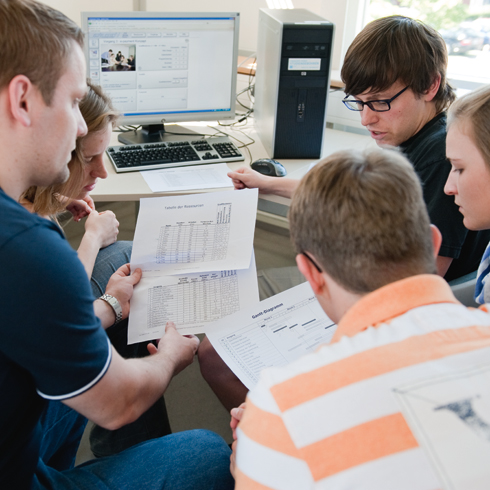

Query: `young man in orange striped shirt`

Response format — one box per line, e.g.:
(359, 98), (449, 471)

(232, 148), (490, 489)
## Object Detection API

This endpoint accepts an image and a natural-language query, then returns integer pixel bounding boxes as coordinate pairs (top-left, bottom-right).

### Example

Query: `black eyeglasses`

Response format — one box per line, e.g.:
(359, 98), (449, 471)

(302, 252), (322, 273)
(342, 86), (409, 112)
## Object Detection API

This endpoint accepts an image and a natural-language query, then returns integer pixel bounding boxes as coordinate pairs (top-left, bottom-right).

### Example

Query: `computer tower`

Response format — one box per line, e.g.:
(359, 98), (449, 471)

(254, 9), (334, 159)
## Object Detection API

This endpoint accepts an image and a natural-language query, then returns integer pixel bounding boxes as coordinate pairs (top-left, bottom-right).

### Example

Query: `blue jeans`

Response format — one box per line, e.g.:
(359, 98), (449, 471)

(90, 241), (172, 457)
(36, 401), (233, 489)
(90, 240), (133, 299)
(38, 401), (88, 472)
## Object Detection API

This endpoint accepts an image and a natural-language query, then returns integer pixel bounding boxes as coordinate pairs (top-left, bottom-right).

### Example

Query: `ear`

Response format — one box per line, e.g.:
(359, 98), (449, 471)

(296, 253), (326, 296)
(7, 75), (36, 127)
(430, 224), (442, 257)
(424, 73), (441, 102)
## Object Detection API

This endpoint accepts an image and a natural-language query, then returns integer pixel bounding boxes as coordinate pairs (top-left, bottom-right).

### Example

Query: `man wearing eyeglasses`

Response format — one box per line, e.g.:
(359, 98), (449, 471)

(340, 16), (490, 282)
(228, 15), (490, 283)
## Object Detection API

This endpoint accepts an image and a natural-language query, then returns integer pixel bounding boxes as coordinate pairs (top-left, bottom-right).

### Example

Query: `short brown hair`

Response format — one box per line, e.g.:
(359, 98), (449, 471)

(22, 81), (118, 217)
(289, 149), (436, 294)
(0, 0), (84, 105)
(447, 84), (490, 172)
(341, 16), (455, 113)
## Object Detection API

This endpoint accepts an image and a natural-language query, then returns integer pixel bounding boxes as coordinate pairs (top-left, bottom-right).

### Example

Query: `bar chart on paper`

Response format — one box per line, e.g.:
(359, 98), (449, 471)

(206, 282), (337, 389)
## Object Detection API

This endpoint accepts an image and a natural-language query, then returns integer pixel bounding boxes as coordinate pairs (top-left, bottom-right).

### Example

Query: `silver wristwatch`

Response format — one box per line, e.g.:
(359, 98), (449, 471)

(99, 294), (123, 324)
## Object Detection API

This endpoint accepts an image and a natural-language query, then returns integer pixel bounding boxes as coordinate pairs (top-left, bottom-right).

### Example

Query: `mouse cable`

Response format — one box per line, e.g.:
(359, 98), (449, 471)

(217, 108), (253, 127)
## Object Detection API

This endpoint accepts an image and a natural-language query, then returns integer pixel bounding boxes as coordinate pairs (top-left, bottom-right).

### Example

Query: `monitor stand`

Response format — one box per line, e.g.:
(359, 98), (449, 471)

(117, 123), (200, 145)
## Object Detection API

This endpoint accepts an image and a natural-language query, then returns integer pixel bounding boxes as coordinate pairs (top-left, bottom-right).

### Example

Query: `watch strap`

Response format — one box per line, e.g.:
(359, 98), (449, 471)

(99, 293), (123, 324)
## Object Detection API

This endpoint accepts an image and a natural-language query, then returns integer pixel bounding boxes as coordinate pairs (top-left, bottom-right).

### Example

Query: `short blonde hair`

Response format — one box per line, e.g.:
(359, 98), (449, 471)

(447, 84), (490, 171)
(22, 81), (118, 217)
(289, 149), (436, 294)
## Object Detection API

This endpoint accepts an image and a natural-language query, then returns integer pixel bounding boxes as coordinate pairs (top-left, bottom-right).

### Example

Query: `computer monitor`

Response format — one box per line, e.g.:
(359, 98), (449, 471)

(81, 11), (240, 145)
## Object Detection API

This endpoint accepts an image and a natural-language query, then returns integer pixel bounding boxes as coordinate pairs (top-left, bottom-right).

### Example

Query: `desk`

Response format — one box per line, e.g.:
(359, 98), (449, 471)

(91, 123), (374, 228)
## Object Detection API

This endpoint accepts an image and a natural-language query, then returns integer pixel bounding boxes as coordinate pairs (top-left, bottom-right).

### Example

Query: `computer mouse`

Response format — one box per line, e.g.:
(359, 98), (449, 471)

(251, 158), (287, 177)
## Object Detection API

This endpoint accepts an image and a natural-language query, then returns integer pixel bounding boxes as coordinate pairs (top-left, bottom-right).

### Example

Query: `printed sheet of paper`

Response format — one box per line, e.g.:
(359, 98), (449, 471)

(131, 188), (258, 276)
(393, 363), (490, 490)
(140, 163), (233, 193)
(128, 256), (259, 343)
(206, 282), (337, 389)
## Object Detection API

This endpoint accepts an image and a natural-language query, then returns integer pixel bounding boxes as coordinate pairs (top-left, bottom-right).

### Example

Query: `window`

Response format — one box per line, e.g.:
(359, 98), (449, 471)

(367, 0), (490, 88)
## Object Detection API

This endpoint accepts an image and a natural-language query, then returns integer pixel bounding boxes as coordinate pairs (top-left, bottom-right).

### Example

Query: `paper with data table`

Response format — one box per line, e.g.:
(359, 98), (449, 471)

(206, 282), (338, 389)
(131, 188), (258, 276)
(128, 188), (260, 344)
(127, 257), (259, 343)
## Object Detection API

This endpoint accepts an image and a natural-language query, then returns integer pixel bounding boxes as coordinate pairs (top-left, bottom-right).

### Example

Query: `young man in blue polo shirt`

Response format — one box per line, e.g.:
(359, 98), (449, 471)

(0, 1), (233, 488)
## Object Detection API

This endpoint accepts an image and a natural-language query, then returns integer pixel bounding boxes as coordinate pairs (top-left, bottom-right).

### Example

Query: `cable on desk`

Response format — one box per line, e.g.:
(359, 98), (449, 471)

(217, 109), (254, 128)
(247, 57), (256, 103)
(207, 125), (255, 167)
(235, 86), (254, 111)
(233, 57), (256, 118)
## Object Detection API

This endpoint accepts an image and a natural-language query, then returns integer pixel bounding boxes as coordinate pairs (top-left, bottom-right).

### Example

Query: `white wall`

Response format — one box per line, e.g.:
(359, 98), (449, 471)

(145, 0), (327, 55)
(42, 0), (359, 71)
(41, 0), (134, 23)
(146, 0), (350, 70)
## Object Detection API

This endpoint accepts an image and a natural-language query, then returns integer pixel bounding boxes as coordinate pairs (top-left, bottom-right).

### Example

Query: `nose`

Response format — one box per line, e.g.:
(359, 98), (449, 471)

(444, 170), (457, 196)
(360, 106), (379, 127)
(77, 106), (88, 138)
(90, 155), (108, 180)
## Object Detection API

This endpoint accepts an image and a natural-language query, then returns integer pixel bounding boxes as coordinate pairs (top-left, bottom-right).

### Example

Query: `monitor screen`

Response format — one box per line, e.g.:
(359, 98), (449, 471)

(81, 12), (240, 144)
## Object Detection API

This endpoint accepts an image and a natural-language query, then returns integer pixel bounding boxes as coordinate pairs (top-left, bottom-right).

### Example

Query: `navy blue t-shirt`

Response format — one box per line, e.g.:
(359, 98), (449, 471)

(0, 189), (111, 488)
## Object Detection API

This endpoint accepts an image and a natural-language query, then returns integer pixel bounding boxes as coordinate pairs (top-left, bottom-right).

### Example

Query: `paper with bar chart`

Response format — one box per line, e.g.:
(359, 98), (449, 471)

(206, 282), (337, 389)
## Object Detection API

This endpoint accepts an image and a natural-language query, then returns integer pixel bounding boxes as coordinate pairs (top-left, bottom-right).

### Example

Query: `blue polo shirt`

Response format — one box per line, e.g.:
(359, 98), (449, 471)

(0, 189), (111, 488)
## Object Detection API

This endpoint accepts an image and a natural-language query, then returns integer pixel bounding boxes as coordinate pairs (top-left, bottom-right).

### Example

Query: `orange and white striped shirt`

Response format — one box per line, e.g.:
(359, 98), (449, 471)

(235, 275), (490, 489)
